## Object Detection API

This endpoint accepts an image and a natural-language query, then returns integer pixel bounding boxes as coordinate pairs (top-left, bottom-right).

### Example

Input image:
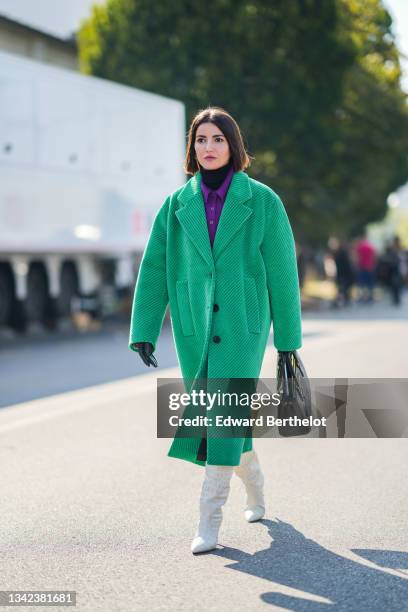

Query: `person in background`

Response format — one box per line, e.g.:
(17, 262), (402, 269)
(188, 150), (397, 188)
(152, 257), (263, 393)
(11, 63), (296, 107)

(353, 236), (377, 303)
(330, 238), (355, 308)
(378, 236), (406, 306)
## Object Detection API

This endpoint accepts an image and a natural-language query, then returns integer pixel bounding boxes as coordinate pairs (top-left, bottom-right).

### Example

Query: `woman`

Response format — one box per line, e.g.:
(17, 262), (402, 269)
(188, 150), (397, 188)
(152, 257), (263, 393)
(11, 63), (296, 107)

(128, 107), (302, 553)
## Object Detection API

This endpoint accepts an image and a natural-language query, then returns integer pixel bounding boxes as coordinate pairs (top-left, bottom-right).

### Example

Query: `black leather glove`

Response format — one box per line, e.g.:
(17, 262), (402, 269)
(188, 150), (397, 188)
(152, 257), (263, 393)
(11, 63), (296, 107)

(277, 350), (298, 378)
(277, 350), (308, 397)
(131, 342), (158, 368)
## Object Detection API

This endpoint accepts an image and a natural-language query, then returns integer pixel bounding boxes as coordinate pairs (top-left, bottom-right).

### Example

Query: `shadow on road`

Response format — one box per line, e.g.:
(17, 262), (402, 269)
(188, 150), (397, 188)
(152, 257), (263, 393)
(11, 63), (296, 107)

(213, 518), (408, 611)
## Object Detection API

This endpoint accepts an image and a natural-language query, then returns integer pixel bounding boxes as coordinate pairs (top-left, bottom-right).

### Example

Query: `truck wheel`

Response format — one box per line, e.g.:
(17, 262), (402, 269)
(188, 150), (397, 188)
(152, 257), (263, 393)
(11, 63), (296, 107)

(0, 266), (14, 326)
(43, 297), (59, 331)
(58, 263), (79, 316)
(26, 264), (48, 322)
(8, 299), (27, 333)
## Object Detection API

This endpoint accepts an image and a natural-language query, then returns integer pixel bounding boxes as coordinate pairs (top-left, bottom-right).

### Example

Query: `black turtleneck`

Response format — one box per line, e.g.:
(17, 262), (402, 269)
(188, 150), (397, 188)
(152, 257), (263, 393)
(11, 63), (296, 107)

(199, 158), (233, 190)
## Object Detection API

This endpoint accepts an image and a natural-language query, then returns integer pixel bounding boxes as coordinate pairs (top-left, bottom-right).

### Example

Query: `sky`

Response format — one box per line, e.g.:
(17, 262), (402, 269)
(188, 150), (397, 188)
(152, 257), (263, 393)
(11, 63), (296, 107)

(383, 0), (408, 91)
(0, 0), (407, 90)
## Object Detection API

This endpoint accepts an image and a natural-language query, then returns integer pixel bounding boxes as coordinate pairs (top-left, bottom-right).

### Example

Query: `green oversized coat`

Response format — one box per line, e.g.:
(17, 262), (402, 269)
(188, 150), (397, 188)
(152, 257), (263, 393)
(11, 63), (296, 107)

(128, 170), (302, 467)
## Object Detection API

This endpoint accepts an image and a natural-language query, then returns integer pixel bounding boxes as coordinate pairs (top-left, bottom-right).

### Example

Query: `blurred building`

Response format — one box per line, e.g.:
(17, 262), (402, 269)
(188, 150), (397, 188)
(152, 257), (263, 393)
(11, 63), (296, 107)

(0, 13), (78, 71)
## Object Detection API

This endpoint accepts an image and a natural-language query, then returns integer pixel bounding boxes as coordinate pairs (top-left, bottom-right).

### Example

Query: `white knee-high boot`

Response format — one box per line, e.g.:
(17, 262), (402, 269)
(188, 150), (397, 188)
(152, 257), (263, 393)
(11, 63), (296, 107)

(233, 450), (265, 522)
(191, 464), (234, 554)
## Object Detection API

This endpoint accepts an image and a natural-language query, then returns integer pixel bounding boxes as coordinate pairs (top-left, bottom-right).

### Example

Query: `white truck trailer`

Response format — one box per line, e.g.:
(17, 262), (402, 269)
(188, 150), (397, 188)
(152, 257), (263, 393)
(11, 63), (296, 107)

(0, 50), (185, 331)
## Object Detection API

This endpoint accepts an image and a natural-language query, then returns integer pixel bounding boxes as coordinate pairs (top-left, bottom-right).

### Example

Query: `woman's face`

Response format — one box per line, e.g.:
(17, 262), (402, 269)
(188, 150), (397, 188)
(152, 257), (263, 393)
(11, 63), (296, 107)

(194, 122), (231, 170)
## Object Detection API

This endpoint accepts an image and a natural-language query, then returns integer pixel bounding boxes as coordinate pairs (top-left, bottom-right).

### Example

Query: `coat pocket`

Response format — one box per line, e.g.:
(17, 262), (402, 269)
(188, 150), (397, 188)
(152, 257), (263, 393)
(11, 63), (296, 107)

(176, 280), (195, 336)
(244, 276), (261, 333)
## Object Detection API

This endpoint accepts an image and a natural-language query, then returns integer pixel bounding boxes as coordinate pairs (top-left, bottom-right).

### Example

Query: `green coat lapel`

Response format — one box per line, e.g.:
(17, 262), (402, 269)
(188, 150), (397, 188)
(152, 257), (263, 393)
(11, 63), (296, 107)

(176, 170), (253, 267)
(175, 174), (213, 269)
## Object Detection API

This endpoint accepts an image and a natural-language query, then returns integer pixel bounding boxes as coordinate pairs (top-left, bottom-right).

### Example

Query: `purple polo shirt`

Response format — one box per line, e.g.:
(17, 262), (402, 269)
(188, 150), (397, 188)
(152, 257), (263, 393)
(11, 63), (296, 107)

(200, 165), (234, 247)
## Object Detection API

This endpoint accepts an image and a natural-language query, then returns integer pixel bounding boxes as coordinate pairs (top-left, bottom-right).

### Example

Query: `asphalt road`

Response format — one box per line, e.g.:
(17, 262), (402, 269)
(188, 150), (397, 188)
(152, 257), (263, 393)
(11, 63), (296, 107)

(0, 295), (407, 611)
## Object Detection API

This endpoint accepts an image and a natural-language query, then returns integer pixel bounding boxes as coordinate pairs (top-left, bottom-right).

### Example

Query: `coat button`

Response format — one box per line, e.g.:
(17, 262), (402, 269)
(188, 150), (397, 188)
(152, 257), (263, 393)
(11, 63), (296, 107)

(213, 303), (219, 312)
(213, 335), (221, 343)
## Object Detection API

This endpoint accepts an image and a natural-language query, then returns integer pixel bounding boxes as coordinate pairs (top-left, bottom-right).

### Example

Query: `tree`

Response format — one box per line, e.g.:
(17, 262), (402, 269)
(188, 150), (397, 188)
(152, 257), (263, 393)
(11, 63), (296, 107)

(78, 0), (408, 245)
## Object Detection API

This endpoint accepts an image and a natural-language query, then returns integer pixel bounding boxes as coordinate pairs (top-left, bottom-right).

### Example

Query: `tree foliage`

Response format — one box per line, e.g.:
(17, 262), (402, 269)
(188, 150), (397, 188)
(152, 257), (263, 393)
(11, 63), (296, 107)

(78, 0), (408, 245)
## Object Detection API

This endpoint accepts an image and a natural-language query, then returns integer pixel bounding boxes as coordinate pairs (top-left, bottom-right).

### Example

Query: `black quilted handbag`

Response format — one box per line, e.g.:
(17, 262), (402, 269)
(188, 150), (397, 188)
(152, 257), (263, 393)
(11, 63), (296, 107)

(276, 351), (312, 436)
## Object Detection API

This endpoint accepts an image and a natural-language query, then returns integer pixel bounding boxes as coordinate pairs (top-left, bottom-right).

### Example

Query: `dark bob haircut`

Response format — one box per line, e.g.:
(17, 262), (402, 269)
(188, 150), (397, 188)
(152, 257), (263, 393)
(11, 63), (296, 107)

(184, 106), (251, 175)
